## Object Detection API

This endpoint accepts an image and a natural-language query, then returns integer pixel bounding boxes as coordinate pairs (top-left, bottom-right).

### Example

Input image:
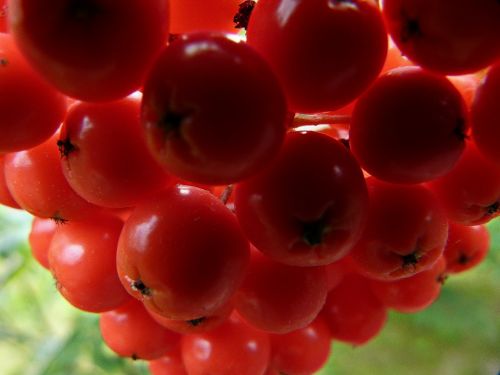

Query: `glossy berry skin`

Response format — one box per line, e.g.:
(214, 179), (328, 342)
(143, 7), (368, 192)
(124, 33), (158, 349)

(321, 273), (387, 346)
(60, 98), (172, 208)
(382, 0), (500, 75)
(351, 178), (449, 280)
(0, 1), (7, 33)
(141, 33), (287, 185)
(269, 316), (331, 375)
(28, 217), (57, 270)
(4, 134), (103, 222)
(0, 33), (66, 153)
(48, 214), (130, 312)
(370, 255), (447, 313)
(147, 301), (233, 335)
(181, 314), (271, 375)
(0, 155), (21, 209)
(117, 185), (250, 320)
(443, 223), (490, 274)
(428, 143), (500, 225)
(100, 299), (180, 361)
(247, 0), (388, 113)
(235, 131), (368, 267)
(234, 248), (328, 334)
(350, 67), (468, 184)
(149, 348), (188, 375)
(169, 0), (241, 34)
(235, 132), (368, 266)
(8, 0), (169, 101)
(472, 62), (500, 165)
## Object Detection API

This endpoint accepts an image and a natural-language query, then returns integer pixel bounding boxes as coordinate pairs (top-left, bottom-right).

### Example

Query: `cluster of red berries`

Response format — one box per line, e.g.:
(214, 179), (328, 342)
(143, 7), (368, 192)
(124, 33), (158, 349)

(1, 0), (499, 374)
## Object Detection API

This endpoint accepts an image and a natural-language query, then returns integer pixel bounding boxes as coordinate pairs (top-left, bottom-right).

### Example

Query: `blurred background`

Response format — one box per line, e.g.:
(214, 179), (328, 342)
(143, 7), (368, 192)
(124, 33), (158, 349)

(0, 205), (498, 375)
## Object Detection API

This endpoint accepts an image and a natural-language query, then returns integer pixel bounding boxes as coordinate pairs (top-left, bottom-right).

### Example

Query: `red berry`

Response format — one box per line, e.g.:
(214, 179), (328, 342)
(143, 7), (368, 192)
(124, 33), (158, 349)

(4, 134), (103, 222)
(182, 313), (270, 375)
(141, 33), (287, 185)
(247, 0), (388, 112)
(270, 316), (331, 375)
(350, 178), (448, 280)
(8, 0), (170, 101)
(350, 66), (468, 184)
(234, 248), (328, 334)
(116, 185), (250, 320)
(60, 97), (173, 208)
(235, 131), (368, 267)
(48, 214), (130, 313)
(28, 217), (56, 270)
(370, 255), (447, 313)
(0, 33), (66, 153)
(100, 299), (180, 361)
(472, 61), (500, 166)
(321, 273), (388, 346)
(428, 143), (500, 225)
(382, 0), (500, 75)
(443, 223), (490, 274)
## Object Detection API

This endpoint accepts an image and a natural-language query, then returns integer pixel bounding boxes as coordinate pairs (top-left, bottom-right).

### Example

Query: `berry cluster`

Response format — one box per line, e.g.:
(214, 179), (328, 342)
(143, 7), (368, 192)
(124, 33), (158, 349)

(1, 0), (499, 374)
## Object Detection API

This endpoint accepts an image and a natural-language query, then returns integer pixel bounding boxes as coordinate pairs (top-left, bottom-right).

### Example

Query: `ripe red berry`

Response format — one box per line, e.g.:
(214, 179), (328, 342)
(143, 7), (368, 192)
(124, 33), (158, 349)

(234, 248), (328, 334)
(0, 155), (20, 209)
(100, 299), (180, 361)
(428, 143), (500, 225)
(321, 273), (388, 346)
(350, 178), (448, 280)
(59, 97), (173, 208)
(247, 0), (388, 112)
(443, 223), (490, 274)
(141, 33), (287, 185)
(181, 314), (271, 375)
(8, 0), (170, 101)
(350, 66), (468, 184)
(48, 214), (130, 312)
(370, 255), (447, 313)
(235, 131), (368, 267)
(382, 0), (500, 75)
(269, 316), (332, 375)
(4, 134), (103, 222)
(147, 302), (233, 335)
(149, 347), (187, 375)
(116, 185), (250, 320)
(28, 217), (56, 270)
(471, 62), (500, 166)
(0, 33), (66, 153)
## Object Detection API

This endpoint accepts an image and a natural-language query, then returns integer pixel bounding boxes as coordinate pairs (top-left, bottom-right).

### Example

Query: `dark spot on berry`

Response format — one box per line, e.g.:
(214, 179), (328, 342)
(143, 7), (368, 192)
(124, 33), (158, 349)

(159, 108), (193, 138)
(436, 272), (448, 285)
(486, 201), (499, 216)
(131, 353), (139, 361)
(401, 17), (422, 43)
(402, 251), (421, 270)
(234, 0), (256, 30)
(301, 211), (331, 247)
(57, 137), (77, 158)
(457, 252), (471, 265)
(132, 279), (151, 296)
(187, 317), (206, 327)
(52, 213), (69, 225)
(453, 118), (468, 141)
(0, 58), (8, 67)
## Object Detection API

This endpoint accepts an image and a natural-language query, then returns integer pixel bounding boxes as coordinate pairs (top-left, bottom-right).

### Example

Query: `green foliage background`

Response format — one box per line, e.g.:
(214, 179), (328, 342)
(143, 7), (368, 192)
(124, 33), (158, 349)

(0, 206), (498, 375)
